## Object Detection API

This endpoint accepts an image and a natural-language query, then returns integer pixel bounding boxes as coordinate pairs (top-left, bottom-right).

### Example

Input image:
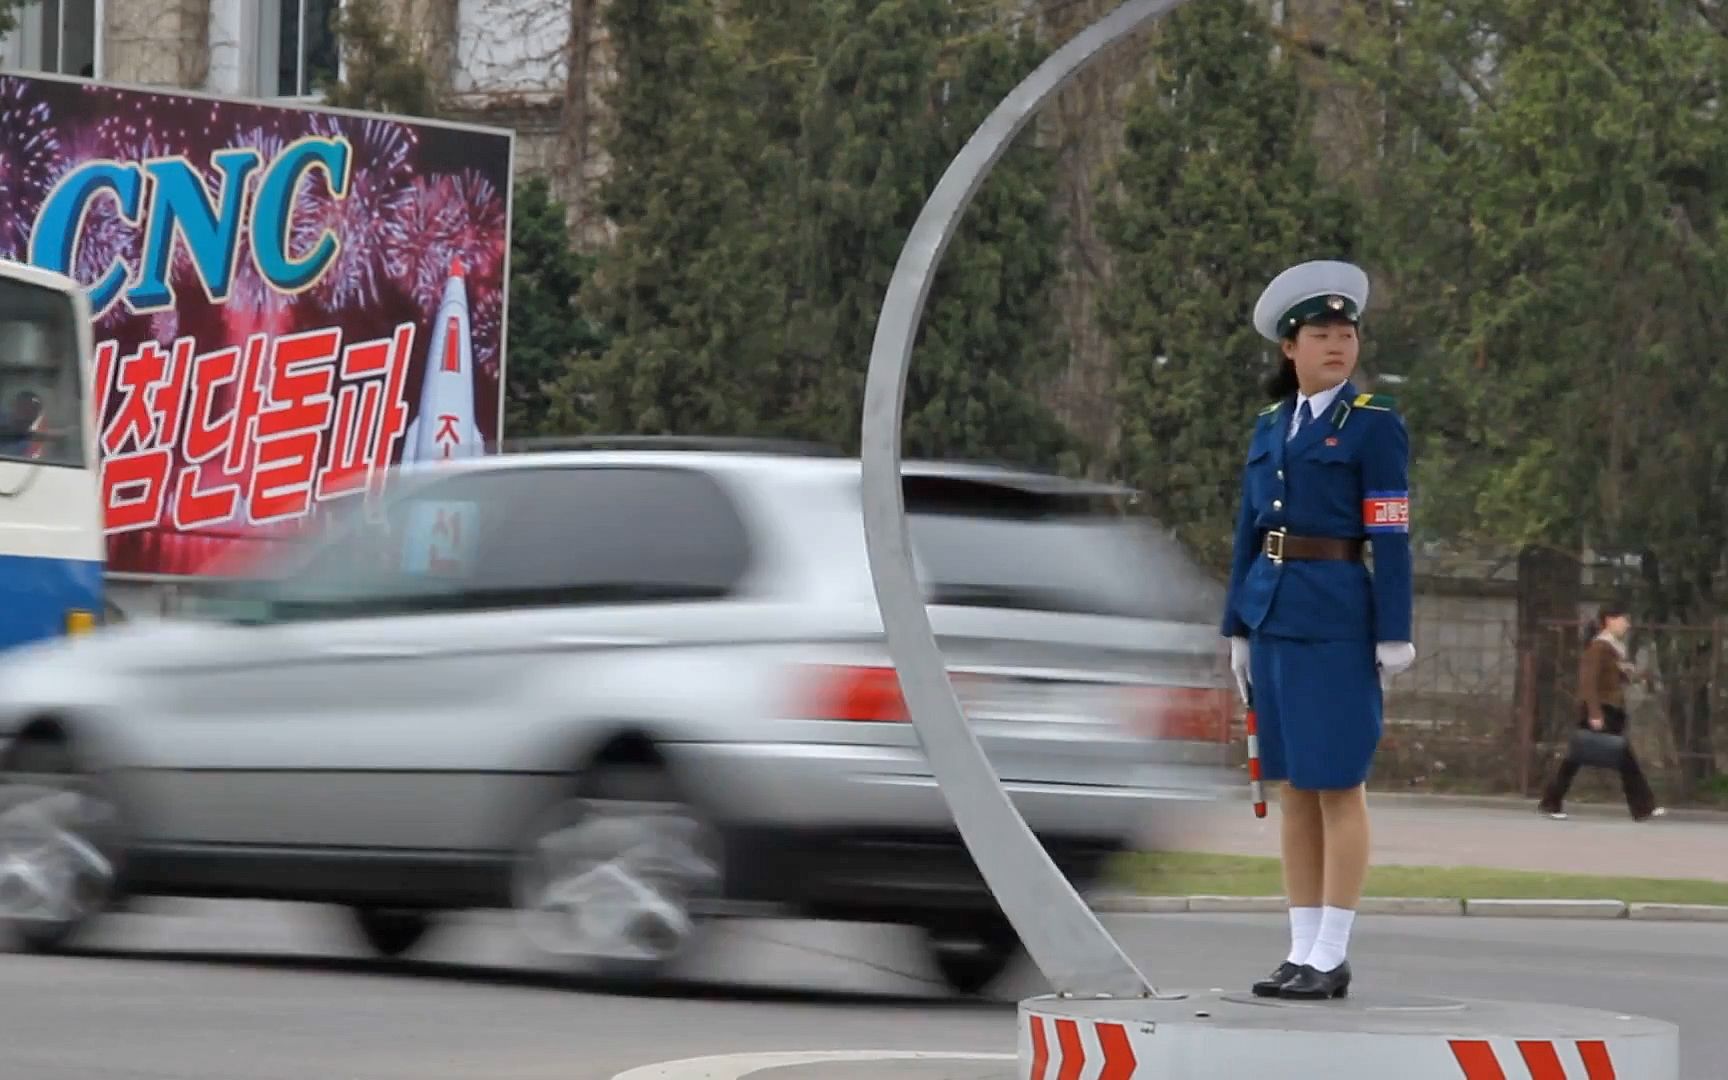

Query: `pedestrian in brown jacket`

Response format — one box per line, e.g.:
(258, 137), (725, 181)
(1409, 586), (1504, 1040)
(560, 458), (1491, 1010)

(1537, 603), (1666, 821)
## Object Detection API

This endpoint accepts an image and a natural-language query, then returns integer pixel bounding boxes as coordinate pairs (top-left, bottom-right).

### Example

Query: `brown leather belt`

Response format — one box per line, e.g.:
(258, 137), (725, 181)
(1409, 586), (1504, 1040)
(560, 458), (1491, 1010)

(1262, 529), (1365, 563)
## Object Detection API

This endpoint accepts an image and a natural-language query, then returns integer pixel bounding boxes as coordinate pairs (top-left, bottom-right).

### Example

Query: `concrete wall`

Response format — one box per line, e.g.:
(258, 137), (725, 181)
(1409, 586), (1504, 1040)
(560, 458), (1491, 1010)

(102, 0), (211, 89)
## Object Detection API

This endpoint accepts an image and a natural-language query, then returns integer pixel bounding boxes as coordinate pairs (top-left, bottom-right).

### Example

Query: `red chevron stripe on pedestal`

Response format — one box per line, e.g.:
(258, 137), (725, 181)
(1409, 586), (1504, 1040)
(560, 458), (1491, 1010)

(1025, 1015), (1137, 1080)
(1448, 1038), (1618, 1079)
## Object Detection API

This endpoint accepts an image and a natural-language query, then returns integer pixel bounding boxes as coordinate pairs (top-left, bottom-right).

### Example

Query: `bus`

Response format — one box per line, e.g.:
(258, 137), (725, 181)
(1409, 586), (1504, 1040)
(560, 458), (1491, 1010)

(0, 259), (104, 651)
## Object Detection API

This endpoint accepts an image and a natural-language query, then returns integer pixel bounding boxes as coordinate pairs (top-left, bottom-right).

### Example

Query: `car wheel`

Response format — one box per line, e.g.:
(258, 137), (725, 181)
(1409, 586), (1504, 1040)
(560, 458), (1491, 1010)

(510, 760), (723, 985)
(922, 913), (1021, 996)
(0, 738), (126, 953)
(347, 907), (434, 958)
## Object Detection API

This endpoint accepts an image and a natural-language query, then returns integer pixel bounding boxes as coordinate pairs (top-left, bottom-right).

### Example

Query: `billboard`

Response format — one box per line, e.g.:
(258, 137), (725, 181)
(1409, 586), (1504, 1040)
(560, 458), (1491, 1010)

(0, 73), (513, 577)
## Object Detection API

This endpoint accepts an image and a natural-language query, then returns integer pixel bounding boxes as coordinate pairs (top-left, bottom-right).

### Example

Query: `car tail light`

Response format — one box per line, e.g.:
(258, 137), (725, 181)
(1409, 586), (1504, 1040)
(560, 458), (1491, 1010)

(803, 664), (911, 723)
(800, 664), (991, 724)
(1122, 686), (1234, 742)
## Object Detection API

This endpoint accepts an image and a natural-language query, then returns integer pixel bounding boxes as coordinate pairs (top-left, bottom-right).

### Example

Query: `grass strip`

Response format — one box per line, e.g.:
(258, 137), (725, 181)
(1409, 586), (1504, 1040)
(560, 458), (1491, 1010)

(1113, 851), (1728, 906)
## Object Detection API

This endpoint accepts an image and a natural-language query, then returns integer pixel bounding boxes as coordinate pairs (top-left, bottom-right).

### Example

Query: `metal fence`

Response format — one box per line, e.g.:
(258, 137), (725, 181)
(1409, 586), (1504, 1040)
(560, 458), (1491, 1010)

(1371, 615), (1727, 807)
(1210, 610), (1726, 807)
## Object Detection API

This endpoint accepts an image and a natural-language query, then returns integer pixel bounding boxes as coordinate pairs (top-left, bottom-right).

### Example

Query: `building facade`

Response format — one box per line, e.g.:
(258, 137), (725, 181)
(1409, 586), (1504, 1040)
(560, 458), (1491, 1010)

(1, 0), (615, 246)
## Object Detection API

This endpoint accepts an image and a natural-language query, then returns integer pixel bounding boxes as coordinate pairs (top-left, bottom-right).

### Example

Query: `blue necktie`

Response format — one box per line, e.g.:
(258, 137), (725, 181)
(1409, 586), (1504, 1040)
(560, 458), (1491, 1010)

(1289, 400), (1313, 442)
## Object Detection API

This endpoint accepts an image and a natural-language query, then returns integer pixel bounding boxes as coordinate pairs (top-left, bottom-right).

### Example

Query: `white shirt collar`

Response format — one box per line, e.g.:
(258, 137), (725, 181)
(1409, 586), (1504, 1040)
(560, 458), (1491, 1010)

(1293, 382), (1347, 429)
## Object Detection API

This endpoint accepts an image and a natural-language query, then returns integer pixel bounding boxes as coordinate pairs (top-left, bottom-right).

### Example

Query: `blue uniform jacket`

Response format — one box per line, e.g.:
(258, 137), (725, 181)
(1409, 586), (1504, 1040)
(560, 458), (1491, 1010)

(1220, 380), (1413, 643)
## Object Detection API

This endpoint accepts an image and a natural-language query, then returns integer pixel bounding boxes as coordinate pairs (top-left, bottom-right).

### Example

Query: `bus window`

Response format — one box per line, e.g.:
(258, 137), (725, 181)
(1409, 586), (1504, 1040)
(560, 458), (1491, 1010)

(0, 278), (86, 468)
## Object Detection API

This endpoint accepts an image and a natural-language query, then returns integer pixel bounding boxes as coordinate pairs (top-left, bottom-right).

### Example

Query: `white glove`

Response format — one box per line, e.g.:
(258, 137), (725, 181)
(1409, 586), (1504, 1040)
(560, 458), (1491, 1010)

(1376, 641), (1416, 677)
(1228, 636), (1252, 704)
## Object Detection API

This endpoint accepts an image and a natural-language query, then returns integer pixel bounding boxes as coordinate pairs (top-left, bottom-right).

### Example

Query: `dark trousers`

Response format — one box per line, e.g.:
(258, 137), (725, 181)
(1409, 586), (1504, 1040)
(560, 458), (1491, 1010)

(1538, 704), (1657, 819)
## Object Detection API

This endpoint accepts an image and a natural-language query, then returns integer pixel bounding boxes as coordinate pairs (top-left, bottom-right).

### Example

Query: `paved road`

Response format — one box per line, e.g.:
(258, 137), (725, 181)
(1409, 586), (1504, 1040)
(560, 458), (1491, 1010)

(1143, 791), (1728, 881)
(1, 902), (1721, 1079)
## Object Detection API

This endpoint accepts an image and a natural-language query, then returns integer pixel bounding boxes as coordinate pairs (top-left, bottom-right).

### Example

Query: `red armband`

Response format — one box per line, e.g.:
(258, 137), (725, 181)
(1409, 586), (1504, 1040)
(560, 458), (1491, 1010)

(1363, 491), (1409, 533)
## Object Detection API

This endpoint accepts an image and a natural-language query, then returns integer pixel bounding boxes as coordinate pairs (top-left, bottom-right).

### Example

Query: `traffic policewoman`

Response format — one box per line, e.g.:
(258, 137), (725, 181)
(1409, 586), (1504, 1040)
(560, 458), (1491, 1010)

(1220, 260), (1415, 1001)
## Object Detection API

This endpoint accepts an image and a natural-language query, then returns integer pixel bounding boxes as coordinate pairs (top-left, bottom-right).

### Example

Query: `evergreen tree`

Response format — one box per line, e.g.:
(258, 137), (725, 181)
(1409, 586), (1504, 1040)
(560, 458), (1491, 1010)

(0, 1), (25, 43)
(1347, 0), (1728, 788)
(792, 0), (1077, 468)
(1098, 0), (1360, 571)
(320, 0), (441, 117)
(907, 14), (1080, 470)
(320, 0), (606, 439)
(507, 176), (608, 435)
(564, 0), (808, 437)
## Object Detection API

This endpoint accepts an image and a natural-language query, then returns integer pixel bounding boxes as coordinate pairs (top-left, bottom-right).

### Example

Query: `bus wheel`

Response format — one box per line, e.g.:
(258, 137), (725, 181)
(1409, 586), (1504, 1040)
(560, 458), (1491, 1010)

(921, 913), (1022, 996)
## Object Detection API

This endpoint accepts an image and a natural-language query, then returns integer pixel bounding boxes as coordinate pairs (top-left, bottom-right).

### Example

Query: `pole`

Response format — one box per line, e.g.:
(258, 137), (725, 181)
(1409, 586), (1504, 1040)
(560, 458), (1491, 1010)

(858, 0), (1198, 1000)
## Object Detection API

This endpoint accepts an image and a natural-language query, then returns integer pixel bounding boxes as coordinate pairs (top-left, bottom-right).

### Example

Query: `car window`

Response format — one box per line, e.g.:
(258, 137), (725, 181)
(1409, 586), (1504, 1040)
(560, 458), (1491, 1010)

(221, 469), (513, 622)
(192, 464), (756, 623)
(463, 465), (753, 605)
(902, 476), (1224, 623)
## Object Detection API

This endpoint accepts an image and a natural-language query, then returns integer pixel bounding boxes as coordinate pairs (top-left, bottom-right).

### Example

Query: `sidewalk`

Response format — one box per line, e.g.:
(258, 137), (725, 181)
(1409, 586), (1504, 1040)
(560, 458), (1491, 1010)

(1139, 791), (1728, 883)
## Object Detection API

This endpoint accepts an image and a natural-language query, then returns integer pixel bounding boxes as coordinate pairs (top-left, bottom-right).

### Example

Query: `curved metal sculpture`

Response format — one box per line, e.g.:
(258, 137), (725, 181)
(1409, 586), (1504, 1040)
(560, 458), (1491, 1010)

(859, 0), (1197, 999)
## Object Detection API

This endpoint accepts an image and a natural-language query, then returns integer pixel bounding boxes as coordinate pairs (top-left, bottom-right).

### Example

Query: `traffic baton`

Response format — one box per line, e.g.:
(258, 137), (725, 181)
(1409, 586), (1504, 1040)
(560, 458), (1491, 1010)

(1244, 688), (1267, 819)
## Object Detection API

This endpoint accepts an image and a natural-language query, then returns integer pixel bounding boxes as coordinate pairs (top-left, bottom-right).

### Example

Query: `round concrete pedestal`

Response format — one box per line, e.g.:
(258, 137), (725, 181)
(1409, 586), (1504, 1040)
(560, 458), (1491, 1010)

(1020, 990), (1678, 1079)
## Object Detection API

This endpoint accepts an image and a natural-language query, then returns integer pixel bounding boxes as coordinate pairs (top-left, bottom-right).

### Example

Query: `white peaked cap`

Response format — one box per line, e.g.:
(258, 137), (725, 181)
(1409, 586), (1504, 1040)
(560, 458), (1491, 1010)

(1252, 260), (1371, 342)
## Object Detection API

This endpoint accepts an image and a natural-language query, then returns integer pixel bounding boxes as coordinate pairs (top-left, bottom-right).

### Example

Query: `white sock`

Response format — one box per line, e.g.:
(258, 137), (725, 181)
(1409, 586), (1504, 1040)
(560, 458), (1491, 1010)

(1286, 906), (1322, 965)
(1305, 905), (1355, 972)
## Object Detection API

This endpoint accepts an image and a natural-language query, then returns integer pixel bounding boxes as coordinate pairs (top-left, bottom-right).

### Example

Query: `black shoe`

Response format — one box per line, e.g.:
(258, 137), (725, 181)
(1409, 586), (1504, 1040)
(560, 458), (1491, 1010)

(1278, 961), (1351, 1000)
(1251, 960), (1303, 997)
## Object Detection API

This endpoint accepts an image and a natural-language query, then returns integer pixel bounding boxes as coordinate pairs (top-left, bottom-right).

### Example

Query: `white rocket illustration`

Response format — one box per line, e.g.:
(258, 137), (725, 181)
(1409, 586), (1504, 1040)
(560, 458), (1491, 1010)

(402, 256), (485, 464)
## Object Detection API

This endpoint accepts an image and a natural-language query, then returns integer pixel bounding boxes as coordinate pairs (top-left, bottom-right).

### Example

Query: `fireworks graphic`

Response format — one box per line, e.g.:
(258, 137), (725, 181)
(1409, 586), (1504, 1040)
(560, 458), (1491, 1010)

(93, 94), (211, 162)
(222, 121), (295, 320)
(382, 178), (453, 299)
(0, 78), (64, 260)
(39, 133), (145, 331)
(0, 76), (511, 579)
(291, 115), (419, 310)
(387, 170), (509, 315)
(89, 97), (233, 325)
(470, 291), (503, 376)
(150, 307), (180, 345)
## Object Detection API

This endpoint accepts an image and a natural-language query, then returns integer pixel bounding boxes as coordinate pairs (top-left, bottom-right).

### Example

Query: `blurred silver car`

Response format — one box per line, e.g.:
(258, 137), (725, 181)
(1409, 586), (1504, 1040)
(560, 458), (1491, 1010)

(0, 439), (1235, 993)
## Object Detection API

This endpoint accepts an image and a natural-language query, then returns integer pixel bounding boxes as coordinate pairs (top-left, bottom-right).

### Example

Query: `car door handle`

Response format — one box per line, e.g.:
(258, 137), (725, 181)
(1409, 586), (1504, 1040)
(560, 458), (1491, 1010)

(320, 643), (437, 659)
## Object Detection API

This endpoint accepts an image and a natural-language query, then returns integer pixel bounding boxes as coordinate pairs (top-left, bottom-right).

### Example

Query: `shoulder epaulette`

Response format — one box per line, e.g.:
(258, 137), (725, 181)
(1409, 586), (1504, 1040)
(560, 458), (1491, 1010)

(1351, 393), (1397, 411)
(1257, 402), (1281, 417)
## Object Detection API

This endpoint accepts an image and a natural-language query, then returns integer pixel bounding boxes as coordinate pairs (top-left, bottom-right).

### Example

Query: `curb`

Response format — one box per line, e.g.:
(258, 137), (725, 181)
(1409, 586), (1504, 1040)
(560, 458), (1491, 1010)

(1463, 898), (1627, 919)
(1090, 894), (1728, 923)
(1628, 902), (1728, 922)
(1363, 790), (1728, 824)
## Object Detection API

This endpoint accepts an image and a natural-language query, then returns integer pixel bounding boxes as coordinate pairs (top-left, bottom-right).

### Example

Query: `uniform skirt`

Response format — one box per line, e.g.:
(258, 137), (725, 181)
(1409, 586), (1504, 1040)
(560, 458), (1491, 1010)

(1249, 633), (1383, 790)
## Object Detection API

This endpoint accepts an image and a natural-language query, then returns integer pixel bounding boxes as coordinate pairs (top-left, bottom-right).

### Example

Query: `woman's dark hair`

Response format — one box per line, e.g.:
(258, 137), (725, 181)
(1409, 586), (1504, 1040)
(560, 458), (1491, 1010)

(1262, 354), (1299, 401)
(1584, 601), (1631, 640)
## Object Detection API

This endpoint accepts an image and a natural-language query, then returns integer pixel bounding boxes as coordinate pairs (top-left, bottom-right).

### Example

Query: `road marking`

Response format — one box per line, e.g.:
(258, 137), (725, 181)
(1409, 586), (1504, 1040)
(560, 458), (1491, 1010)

(611, 1050), (1017, 1079)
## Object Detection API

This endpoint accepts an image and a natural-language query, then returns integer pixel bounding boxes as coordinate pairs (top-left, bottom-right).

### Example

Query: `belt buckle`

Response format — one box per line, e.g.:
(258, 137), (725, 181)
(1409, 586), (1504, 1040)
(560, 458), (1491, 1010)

(1264, 529), (1286, 564)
